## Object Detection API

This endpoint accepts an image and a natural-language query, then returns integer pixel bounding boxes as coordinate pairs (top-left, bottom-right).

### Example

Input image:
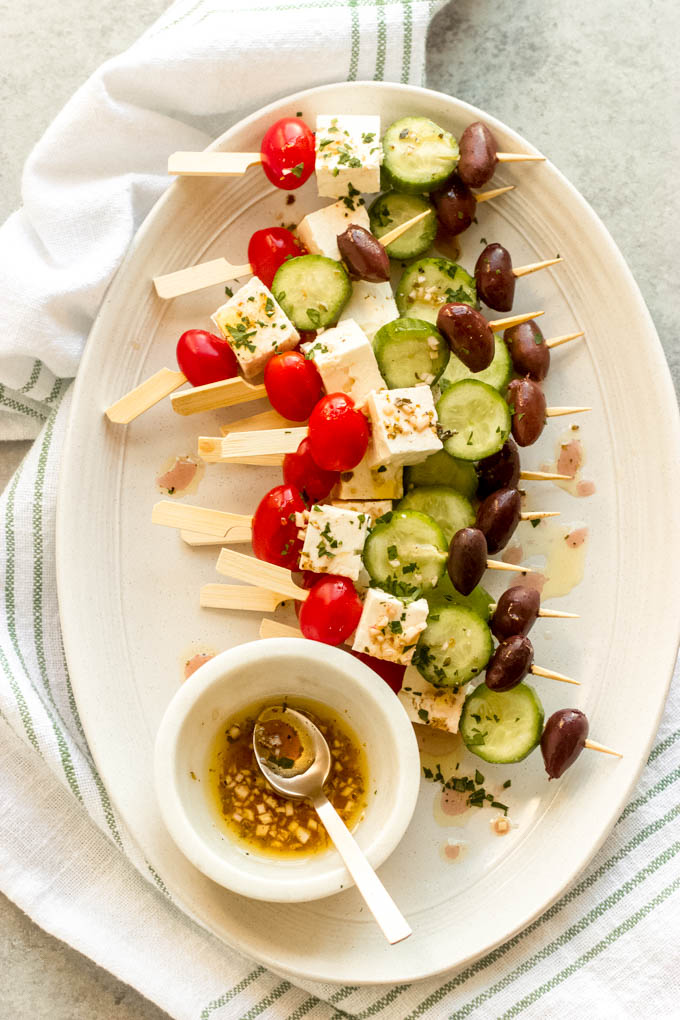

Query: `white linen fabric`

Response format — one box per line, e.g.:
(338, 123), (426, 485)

(0, 2), (678, 1018)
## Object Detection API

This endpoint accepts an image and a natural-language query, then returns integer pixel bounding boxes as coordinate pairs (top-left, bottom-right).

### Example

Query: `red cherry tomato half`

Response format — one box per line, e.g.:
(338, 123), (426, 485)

(264, 351), (324, 422)
(252, 484), (306, 569)
(260, 117), (315, 190)
(283, 436), (339, 503)
(176, 330), (239, 387)
(247, 228), (306, 289)
(308, 393), (370, 472)
(299, 575), (363, 646)
(350, 650), (406, 694)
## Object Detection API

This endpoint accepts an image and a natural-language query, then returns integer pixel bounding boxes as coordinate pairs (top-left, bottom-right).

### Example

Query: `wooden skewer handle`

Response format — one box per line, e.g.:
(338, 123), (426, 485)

(181, 527), (252, 546)
(216, 548), (307, 601)
(105, 368), (186, 424)
(545, 406), (591, 418)
(259, 619), (305, 640)
(496, 152), (545, 163)
(201, 584), (284, 612)
(171, 377), (266, 416)
(198, 427), (307, 463)
(221, 409), (302, 435)
(488, 604), (579, 619)
(486, 559), (531, 574)
(488, 310), (543, 332)
(152, 501), (253, 539)
(512, 257), (562, 279)
(153, 258), (251, 300)
(531, 664), (580, 686)
(546, 331), (584, 350)
(519, 470), (572, 481)
(474, 185), (514, 204)
(584, 739), (622, 758)
(168, 151), (261, 176)
(520, 511), (560, 521)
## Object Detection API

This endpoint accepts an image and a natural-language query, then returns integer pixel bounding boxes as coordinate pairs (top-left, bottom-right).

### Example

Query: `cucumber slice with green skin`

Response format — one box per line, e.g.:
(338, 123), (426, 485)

(413, 605), (493, 688)
(363, 509), (447, 595)
(395, 257), (477, 325)
(368, 192), (437, 260)
(396, 485), (474, 544)
(271, 255), (351, 331)
(460, 682), (545, 763)
(436, 379), (511, 461)
(426, 582), (493, 621)
(373, 318), (449, 388)
(382, 117), (459, 194)
(405, 449), (478, 499)
(440, 336), (512, 393)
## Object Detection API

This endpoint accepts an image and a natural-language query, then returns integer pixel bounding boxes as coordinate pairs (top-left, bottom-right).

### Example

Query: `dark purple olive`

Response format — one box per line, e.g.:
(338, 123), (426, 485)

(475, 486), (521, 554)
(485, 635), (533, 692)
(433, 174), (476, 236)
(475, 243), (515, 312)
(491, 586), (540, 640)
(476, 438), (520, 499)
(447, 527), (488, 596)
(541, 708), (589, 779)
(458, 122), (498, 188)
(504, 319), (551, 381)
(506, 377), (547, 447)
(337, 224), (390, 283)
(436, 303), (495, 372)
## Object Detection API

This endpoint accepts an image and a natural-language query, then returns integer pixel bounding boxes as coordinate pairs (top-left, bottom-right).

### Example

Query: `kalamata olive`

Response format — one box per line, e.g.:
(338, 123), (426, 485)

(475, 486), (521, 554)
(337, 224), (390, 283)
(458, 122), (498, 188)
(491, 586), (540, 640)
(447, 527), (488, 596)
(541, 708), (589, 779)
(476, 438), (521, 499)
(474, 243), (515, 312)
(506, 377), (547, 447)
(485, 634), (533, 692)
(436, 303), (495, 372)
(433, 174), (476, 236)
(504, 319), (551, 381)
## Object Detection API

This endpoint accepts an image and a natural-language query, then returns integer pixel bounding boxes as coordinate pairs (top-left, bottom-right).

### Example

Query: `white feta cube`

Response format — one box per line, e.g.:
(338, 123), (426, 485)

(333, 454), (403, 500)
(211, 277), (298, 380)
(315, 115), (382, 198)
(398, 668), (468, 734)
(299, 504), (369, 581)
(301, 319), (384, 404)
(330, 500), (393, 523)
(352, 589), (428, 665)
(365, 386), (442, 468)
(341, 280), (399, 340)
(297, 200), (370, 261)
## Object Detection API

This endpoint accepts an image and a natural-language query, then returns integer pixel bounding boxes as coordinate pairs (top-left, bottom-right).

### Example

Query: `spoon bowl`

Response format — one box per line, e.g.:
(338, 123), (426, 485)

(253, 705), (330, 798)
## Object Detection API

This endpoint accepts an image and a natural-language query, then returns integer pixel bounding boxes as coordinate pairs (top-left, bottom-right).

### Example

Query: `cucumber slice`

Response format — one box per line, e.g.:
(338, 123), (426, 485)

(405, 449), (478, 499)
(373, 318), (449, 388)
(436, 380), (510, 461)
(368, 192), (437, 260)
(395, 257), (476, 325)
(440, 336), (512, 393)
(425, 581), (493, 621)
(413, 605), (493, 687)
(396, 485), (474, 544)
(271, 255), (351, 331)
(382, 117), (459, 194)
(363, 509), (447, 594)
(460, 682), (545, 763)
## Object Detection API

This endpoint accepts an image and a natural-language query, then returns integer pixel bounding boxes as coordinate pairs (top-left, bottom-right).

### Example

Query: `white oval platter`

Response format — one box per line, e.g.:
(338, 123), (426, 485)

(57, 81), (680, 985)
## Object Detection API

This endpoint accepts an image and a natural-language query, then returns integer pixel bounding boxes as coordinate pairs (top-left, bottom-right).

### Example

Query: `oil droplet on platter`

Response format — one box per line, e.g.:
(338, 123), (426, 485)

(440, 838), (467, 862)
(503, 520), (588, 600)
(491, 816), (512, 836)
(157, 455), (204, 496)
(541, 429), (596, 498)
(184, 652), (215, 680)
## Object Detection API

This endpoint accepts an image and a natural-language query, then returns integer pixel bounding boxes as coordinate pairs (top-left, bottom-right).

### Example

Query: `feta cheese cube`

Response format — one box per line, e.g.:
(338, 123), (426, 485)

(330, 500), (393, 523)
(365, 386), (442, 468)
(299, 504), (369, 581)
(333, 454), (403, 500)
(341, 280), (399, 340)
(315, 115), (382, 198)
(301, 319), (384, 404)
(297, 200), (370, 261)
(211, 278), (298, 379)
(398, 668), (468, 734)
(352, 589), (428, 665)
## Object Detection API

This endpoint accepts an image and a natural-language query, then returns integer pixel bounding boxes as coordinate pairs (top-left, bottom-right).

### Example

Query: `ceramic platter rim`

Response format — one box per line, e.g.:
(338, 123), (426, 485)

(57, 81), (680, 985)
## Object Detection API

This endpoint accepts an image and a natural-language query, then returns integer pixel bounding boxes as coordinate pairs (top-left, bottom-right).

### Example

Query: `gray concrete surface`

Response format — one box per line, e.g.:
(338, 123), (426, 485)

(0, 0), (678, 1017)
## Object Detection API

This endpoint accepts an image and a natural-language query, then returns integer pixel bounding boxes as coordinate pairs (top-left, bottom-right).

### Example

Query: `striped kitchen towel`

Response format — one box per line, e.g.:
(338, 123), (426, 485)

(0, 1), (678, 1018)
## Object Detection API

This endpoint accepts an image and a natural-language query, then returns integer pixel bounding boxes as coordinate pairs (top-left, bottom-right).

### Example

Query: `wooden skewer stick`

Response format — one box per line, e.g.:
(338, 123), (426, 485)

(153, 258), (251, 300)
(105, 368), (186, 424)
(201, 584), (285, 612)
(198, 427), (307, 463)
(171, 377), (266, 416)
(152, 501), (253, 539)
(496, 153), (545, 163)
(519, 511), (560, 521)
(584, 739), (622, 758)
(379, 211), (432, 246)
(519, 470), (572, 481)
(545, 406), (591, 418)
(168, 151), (261, 176)
(531, 664), (580, 686)
(474, 185), (515, 204)
(488, 310), (543, 332)
(260, 619), (305, 640)
(220, 408), (302, 436)
(486, 559), (531, 574)
(182, 529), (252, 546)
(216, 548), (308, 602)
(489, 603), (580, 619)
(546, 331), (585, 350)
(513, 257), (562, 279)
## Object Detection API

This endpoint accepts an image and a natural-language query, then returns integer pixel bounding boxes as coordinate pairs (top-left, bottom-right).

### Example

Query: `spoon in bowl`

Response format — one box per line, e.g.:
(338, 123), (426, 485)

(253, 705), (412, 945)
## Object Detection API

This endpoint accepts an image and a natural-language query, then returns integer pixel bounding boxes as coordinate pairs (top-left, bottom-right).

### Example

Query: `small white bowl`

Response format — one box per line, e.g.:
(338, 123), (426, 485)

(154, 637), (420, 902)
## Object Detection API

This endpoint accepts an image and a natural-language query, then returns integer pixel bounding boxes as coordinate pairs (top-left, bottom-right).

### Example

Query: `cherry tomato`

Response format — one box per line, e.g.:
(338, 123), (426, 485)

(299, 575), (363, 646)
(252, 484), (306, 569)
(292, 569), (319, 619)
(247, 228), (306, 289)
(350, 650), (406, 694)
(260, 117), (315, 190)
(264, 351), (323, 422)
(308, 393), (369, 472)
(283, 437), (339, 503)
(176, 330), (238, 387)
